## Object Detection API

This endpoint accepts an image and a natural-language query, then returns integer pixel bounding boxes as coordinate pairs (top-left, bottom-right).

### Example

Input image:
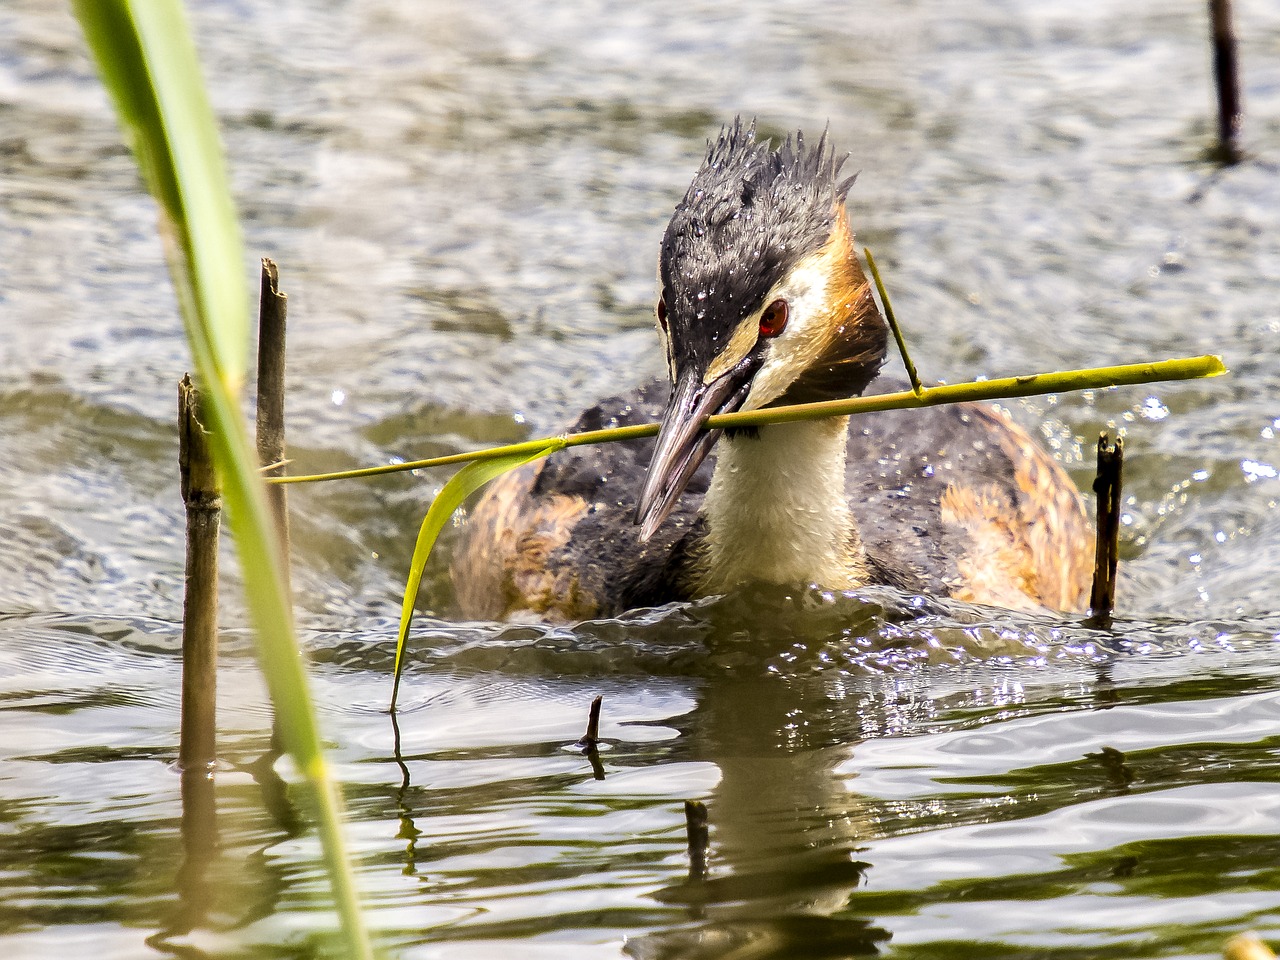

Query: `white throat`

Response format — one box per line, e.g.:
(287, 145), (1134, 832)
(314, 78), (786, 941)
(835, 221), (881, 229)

(694, 416), (866, 596)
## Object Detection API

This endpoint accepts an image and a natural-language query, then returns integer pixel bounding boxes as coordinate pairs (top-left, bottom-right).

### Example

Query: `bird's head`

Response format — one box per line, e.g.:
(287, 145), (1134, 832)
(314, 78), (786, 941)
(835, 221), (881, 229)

(635, 119), (890, 540)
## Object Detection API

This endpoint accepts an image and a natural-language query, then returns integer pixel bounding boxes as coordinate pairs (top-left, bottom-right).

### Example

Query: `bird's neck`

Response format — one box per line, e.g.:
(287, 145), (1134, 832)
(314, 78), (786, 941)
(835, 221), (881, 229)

(693, 416), (867, 596)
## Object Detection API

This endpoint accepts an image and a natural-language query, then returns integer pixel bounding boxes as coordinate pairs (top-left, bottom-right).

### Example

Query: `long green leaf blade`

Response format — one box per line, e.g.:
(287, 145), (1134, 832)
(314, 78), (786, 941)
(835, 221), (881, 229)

(71, 1), (371, 956)
(391, 444), (562, 712)
(130, 0), (247, 389)
(74, 0), (246, 388)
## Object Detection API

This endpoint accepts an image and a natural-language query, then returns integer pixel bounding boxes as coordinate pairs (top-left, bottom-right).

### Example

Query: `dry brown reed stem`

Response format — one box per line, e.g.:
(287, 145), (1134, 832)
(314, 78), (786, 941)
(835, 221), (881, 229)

(1086, 434), (1124, 629)
(1209, 0), (1243, 164)
(580, 695), (603, 745)
(256, 258), (291, 593)
(178, 374), (221, 768)
(684, 800), (710, 881)
(578, 696), (606, 780)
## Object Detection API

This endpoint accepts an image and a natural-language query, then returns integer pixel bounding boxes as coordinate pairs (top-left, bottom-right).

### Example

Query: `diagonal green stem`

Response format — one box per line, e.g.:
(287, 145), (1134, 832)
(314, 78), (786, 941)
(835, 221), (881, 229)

(863, 247), (923, 396)
(274, 354), (1226, 486)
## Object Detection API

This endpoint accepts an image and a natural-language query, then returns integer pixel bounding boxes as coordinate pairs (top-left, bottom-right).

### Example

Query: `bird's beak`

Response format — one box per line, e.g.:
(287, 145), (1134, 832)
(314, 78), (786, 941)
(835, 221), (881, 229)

(635, 364), (753, 542)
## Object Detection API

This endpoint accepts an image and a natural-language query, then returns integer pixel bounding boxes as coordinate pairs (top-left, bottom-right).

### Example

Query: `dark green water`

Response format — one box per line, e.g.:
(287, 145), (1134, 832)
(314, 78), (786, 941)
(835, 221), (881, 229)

(3, 0), (1280, 957)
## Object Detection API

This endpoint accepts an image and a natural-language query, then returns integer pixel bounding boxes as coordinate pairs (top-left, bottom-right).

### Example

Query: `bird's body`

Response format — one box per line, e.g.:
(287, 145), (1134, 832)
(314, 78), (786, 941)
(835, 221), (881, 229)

(452, 379), (1092, 621)
(451, 121), (1093, 622)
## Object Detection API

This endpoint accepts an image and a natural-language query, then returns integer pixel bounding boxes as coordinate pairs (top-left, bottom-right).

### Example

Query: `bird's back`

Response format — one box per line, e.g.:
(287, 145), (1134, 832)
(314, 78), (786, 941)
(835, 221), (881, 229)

(841, 390), (1092, 611)
(450, 378), (1093, 621)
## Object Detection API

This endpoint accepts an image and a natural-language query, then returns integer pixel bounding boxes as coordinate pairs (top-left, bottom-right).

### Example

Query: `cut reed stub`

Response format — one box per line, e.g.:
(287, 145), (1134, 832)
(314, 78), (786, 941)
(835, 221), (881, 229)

(578, 695), (603, 746)
(1085, 433), (1124, 630)
(1209, 0), (1244, 164)
(684, 799), (710, 881)
(256, 258), (291, 592)
(178, 374), (221, 769)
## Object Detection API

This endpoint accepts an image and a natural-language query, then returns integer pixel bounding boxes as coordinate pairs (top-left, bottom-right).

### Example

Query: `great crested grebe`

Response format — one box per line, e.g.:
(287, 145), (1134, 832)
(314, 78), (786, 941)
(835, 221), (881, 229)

(452, 119), (1093, 622)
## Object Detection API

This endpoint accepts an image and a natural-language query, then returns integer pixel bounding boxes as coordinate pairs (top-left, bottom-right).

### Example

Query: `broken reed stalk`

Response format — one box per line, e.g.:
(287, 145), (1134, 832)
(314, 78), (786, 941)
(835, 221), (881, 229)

(580, 695), (603, 745)
(273, 355), (1225, 487)
(256, 258), (292, 592)
(684, 800), (709, 881)
(1086, 434), (1124, 629)
(254, 258), (297, 799)
(178, 375), (221, 769)
(577, 696), (606, 780)
(1209, 0), (1243, 164)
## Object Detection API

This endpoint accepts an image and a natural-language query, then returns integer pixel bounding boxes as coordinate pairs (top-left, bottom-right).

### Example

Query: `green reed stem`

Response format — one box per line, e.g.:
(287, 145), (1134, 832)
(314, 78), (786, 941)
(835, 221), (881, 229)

(275, 354), (1225, 486)
(863, 247), (923, 396)
(72, 2), (371, 955)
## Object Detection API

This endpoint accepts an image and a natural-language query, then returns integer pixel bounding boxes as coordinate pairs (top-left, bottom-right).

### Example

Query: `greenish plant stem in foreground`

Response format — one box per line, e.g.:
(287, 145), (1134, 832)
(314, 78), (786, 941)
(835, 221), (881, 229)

(277, 354), (1226, 487)
(72, 2), (371, 956)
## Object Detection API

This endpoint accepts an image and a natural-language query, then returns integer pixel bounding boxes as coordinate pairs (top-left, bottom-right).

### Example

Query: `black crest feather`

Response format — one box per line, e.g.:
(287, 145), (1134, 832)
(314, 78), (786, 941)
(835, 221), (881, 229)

(659, 117), (855, 373)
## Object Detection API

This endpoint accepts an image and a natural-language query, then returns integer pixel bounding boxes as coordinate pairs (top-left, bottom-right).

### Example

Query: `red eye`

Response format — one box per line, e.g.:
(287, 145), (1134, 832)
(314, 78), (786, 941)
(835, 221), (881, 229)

(759, 299), (789, 337)
(656, 297), (668, 331)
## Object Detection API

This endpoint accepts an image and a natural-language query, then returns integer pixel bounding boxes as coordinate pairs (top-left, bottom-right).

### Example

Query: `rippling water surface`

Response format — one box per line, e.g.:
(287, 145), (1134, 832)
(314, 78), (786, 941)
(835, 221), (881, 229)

(3, 0), (1280, 957)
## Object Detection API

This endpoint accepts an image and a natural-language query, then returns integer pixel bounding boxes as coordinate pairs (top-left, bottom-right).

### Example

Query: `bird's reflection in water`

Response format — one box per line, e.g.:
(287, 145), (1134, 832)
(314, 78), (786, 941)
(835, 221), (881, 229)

(630, 615), (906, 960)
